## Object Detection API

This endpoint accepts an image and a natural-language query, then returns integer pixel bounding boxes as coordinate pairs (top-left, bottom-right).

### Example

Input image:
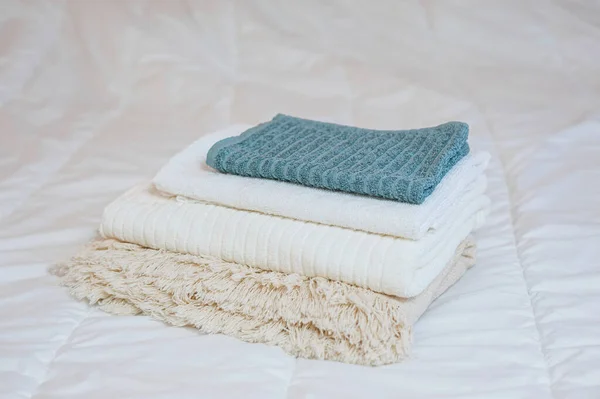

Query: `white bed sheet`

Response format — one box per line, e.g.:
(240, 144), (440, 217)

(1, 1), (599, 398)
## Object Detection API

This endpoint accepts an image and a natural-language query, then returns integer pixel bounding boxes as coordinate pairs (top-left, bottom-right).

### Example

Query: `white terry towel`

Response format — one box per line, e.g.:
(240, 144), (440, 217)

(153, 125), (490, 239)
(99, 183), (489, 297)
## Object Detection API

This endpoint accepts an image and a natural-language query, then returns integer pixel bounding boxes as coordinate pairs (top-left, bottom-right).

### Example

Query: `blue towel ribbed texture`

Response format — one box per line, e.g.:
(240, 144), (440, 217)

(206, 114), (469, 204)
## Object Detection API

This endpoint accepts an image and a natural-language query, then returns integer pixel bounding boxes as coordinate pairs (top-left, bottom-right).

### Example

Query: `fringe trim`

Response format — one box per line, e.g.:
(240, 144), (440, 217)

(50, 238), (475, 366)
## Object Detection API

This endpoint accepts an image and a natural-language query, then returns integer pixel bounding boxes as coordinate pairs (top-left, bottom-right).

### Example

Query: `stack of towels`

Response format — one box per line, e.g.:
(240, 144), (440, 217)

(54, 114), (490, 366)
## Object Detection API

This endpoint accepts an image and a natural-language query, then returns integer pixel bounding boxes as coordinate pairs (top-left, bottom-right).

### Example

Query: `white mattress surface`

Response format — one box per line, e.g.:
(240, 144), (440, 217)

(1, 1), (600, 398)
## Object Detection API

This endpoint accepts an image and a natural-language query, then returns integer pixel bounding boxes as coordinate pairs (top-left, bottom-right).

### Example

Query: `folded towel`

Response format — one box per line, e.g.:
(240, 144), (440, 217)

(206, 114), (470, 204)
(99, 183), (489, 297)
(154, 126), (490, 239)
(51, 237), (476, 366)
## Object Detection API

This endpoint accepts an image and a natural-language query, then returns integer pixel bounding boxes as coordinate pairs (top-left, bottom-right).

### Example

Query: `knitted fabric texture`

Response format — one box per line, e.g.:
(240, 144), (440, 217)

(206, 114), (470, 204)
(51, 237), (475, 366)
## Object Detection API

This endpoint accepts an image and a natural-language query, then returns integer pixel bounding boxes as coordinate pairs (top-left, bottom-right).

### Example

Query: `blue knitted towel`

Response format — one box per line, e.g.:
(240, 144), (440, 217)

(206, 114), (469, 204)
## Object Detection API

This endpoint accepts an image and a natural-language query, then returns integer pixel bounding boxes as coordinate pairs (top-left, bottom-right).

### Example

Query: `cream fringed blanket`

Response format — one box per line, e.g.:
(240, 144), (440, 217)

(52, 238), (476, 366)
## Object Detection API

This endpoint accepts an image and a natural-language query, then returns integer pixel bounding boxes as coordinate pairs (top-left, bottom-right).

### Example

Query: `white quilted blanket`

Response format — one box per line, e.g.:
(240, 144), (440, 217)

(2, 1), (599, 398)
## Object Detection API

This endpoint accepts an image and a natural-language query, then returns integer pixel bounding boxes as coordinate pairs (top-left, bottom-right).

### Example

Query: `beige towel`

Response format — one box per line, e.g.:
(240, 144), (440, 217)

(52, 237), (476, 366)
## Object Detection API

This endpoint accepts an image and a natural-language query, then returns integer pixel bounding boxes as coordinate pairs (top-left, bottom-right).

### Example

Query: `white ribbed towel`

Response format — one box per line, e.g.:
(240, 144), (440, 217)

(153, 125), (490, 239)
(99, 183), (489, 297)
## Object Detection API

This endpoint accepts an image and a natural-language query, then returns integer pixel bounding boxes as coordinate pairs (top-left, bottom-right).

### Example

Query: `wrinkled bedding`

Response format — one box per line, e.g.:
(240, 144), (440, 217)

(1, 1), (600, 398)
